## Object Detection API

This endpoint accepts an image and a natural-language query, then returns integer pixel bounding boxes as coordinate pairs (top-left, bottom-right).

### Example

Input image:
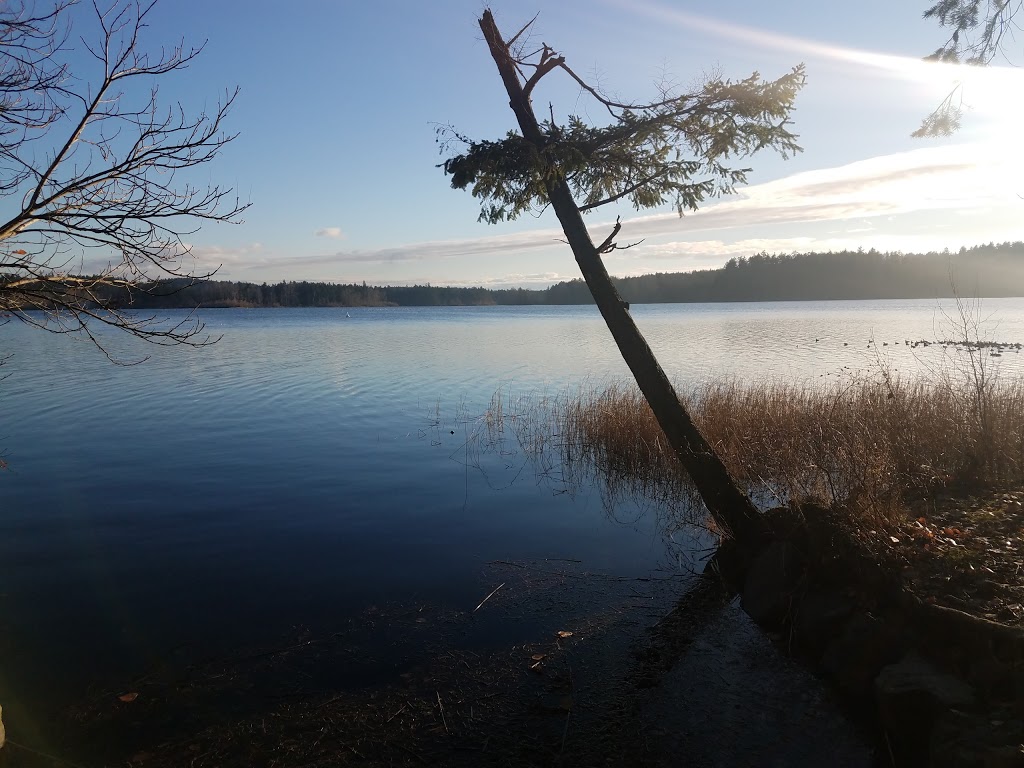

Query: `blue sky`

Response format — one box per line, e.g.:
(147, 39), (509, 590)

(77, 0), (1024, 287)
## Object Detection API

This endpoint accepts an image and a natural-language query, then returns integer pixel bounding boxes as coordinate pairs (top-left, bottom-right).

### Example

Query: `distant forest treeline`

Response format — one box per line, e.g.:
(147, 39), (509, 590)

(76, 242), (1024, 308)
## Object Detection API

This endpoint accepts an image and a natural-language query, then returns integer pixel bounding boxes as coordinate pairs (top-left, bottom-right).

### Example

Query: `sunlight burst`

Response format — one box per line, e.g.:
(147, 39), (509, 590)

(619, 0), (1024, 133)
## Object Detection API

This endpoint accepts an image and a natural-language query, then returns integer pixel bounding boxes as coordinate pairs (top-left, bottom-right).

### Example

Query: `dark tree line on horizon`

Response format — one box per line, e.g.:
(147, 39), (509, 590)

(16, 241), (1024, 310)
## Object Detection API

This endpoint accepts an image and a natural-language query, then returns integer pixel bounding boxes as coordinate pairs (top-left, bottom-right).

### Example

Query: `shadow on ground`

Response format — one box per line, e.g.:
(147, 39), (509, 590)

(0, 564), (874, 767)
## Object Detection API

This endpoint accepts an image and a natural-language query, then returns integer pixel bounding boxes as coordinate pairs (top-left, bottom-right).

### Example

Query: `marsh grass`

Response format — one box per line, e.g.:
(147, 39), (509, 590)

(720, 376), (1019, 511)
(469, 356), (1024, 530)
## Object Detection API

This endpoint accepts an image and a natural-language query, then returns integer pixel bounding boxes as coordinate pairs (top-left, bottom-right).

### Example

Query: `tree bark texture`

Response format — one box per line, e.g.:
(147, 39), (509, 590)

(479, 10), (768, 548)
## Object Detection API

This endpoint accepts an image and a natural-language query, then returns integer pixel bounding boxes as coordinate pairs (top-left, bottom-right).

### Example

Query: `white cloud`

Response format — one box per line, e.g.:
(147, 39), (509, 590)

(315, 227), (345, 239)
(184, 242), (265, 267)
(617, 234), (979, 266)
(253, 228), (572, 269)
(78, 241), (266, 277)
(635, 238), (824, 260)
(208, 144), (1024, 284)
(615, 143), (1024, 241)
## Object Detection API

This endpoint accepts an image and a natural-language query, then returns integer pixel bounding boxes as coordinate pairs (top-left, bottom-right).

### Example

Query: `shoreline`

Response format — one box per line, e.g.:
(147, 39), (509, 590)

(0, 562), (875, 768)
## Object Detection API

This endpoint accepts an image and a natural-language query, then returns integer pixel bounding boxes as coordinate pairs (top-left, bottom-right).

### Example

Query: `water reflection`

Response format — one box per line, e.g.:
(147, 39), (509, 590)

(423, 387), (717, 578)
(1, 299), (1022, 736)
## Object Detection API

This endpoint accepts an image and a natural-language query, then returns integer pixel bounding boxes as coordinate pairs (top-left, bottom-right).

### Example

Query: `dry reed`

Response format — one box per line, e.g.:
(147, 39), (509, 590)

(554, 370), (1024, 524)
(477, 356), (1024, 528)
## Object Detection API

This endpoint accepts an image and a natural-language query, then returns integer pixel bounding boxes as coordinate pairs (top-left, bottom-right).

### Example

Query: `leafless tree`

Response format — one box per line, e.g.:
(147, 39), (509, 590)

(0, 0), (245, 361)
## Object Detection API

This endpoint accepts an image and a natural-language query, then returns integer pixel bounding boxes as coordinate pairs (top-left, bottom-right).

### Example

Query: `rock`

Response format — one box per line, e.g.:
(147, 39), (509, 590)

(968, 657), (1015, 699)
(821, 614), (906, 699)
(740, 540), (804, 628)
(791, 591), (855, 661)
(930, 709), (1024, 768)
(983, 745), (1024, 768)
(875, 652), (976, 757)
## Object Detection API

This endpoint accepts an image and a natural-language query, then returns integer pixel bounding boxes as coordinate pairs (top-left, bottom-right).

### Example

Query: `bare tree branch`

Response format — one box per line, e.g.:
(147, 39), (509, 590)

(594, 217), (644, 254)
(0, 0), (245, 359)
(596, 217), (622, 254)
(577, 168), (673, 212)
(505, 11), (539, 49)
(522, 45), (564, 100)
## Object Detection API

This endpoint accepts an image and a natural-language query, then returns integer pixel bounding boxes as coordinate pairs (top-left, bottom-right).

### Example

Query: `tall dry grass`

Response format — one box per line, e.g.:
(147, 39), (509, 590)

(556, 371), (1024, 523)
(461, 296), (1024, 528)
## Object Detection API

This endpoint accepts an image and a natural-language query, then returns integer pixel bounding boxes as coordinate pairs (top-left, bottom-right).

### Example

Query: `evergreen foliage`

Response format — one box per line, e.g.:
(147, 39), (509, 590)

(924, 0), (1021, 64)
(440, 60), (804, 223)
(918, 0), (1022, 135)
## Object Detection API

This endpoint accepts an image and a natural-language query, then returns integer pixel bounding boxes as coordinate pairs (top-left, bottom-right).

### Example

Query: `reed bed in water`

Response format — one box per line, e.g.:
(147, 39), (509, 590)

(552, 372), (1024, 523)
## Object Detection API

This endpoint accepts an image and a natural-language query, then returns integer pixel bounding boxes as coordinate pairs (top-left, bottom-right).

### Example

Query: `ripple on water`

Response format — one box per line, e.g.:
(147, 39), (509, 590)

(1, 300), (1023, 729)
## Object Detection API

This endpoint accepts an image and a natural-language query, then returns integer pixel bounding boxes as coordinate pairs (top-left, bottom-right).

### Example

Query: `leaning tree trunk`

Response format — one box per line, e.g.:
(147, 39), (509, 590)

(479, 11), (768, 550)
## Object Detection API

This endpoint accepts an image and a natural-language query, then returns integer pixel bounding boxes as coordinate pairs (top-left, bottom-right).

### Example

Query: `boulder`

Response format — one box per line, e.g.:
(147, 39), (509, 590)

(876, 652), (976, 757)
(821, 613), (906, 699)
(740, 540), (804, 628)
(791, 591), (855, 661)
(968, 656), (1015, 700)
(930, 709), (1024, 768)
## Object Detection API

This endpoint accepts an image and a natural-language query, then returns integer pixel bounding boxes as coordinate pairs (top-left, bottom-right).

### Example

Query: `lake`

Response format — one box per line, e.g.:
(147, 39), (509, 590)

(2, 298), (1023, 742)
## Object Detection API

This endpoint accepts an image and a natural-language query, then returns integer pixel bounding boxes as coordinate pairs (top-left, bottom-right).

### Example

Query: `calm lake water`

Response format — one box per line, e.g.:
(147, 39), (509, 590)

(2, 299), (1024, 728)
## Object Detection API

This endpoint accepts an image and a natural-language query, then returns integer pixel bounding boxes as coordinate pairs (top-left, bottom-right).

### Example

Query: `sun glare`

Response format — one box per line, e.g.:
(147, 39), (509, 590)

(619, 0), (1024, 136)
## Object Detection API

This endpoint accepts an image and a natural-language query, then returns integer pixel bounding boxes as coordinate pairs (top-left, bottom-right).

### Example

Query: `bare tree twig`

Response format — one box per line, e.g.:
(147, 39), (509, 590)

(472, 582), (506, 612)
(436, 691), (449, 735)
(0, 0), (244, 360)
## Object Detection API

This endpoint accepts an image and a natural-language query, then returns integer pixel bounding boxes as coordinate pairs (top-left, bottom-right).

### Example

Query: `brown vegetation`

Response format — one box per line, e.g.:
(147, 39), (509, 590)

(560, 371), (1024, 526)
(543, 353), (1024, 635)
